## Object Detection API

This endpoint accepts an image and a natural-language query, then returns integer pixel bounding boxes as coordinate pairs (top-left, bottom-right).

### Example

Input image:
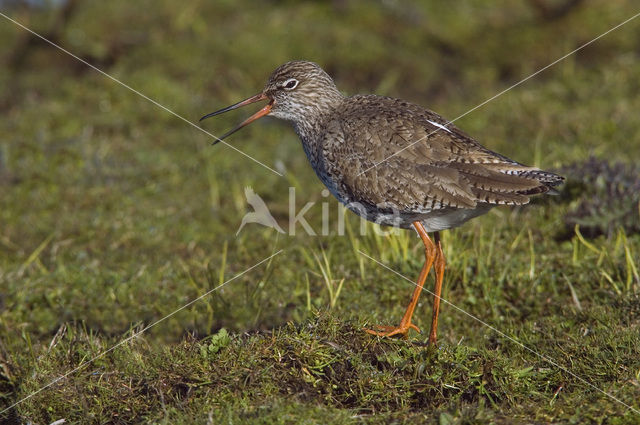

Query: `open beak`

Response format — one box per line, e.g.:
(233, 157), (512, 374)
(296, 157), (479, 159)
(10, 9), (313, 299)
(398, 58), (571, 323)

(199, 93), (272, 144)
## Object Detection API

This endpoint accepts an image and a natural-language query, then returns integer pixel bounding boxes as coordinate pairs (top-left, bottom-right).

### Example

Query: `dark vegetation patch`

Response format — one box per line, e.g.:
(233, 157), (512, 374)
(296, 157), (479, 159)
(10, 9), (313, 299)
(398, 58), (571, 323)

(555, 157), (640, 238)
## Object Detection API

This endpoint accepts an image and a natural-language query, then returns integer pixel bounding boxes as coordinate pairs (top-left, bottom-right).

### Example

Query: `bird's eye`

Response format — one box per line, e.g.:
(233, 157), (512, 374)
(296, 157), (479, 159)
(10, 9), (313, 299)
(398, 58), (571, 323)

(282, 78), (299, 90)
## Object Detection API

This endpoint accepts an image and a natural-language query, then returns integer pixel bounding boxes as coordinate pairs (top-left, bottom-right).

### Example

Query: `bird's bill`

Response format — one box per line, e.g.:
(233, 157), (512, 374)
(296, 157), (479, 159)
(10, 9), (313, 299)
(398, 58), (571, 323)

(199, 93), (272, 144)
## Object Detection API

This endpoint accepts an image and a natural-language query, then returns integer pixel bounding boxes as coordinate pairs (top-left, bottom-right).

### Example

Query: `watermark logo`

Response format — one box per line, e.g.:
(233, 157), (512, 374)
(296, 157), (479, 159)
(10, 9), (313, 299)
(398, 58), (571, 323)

(236, 187), (285, 235)
(236, 187), (404, 236)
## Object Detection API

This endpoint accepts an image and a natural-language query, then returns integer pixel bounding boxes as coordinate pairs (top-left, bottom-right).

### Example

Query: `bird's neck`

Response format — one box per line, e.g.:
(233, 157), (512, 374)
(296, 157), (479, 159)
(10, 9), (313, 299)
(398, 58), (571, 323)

(292, 91), (343, 142)
(292, 104), (335, 164)
(293, 120), (319, 162)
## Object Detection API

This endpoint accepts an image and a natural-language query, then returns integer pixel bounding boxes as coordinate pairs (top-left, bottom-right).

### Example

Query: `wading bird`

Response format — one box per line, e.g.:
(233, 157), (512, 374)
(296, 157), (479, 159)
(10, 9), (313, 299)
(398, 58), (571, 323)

(200, 61), (563, 344)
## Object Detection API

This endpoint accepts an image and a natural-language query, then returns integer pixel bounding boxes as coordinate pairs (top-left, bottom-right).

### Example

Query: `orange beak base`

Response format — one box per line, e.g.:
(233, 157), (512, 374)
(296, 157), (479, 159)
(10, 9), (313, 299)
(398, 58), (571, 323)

(200, 93), (272, 144)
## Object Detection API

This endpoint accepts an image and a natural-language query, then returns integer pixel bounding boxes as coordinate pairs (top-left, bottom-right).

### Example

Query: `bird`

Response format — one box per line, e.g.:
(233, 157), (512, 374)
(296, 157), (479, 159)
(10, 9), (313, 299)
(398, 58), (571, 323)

(236, 186), (285, 235)
(200, 60), (563, 344)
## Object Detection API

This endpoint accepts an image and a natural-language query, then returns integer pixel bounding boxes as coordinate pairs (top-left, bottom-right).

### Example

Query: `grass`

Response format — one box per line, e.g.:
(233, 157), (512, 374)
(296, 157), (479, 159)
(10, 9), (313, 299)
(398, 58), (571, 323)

(1, 0), (640, 423)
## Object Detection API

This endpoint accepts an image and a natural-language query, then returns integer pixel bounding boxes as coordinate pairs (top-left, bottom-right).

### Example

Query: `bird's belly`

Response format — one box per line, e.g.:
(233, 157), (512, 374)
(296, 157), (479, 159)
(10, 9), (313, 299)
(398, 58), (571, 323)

(415, 205), (493, 232)
(338, 196), (494, 232)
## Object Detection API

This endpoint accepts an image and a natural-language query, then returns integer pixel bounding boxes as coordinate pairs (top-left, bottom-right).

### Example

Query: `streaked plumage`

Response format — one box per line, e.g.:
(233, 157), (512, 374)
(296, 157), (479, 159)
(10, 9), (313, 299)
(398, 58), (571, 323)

(260, 62), (563, 230)
(201, 60), (563, 343)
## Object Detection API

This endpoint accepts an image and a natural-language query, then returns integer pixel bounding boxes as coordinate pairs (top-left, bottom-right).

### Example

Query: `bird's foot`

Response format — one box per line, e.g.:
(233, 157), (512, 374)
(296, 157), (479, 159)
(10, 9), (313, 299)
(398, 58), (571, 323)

(364, 322), (421, 338)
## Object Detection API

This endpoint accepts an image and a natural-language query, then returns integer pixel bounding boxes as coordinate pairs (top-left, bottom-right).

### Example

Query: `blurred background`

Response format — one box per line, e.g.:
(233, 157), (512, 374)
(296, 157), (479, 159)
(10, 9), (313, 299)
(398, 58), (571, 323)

(1, 1), (639, 418)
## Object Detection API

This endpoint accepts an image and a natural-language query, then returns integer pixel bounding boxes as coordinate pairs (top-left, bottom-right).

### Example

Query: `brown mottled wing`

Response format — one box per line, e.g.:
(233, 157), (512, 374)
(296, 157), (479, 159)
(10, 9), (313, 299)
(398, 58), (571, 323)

(326, 95), (563, 214)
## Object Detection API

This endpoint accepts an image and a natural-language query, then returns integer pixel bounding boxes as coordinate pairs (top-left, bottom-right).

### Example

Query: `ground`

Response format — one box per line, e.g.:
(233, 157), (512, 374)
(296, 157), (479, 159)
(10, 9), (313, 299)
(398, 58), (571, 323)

(0, 1), (639, 423)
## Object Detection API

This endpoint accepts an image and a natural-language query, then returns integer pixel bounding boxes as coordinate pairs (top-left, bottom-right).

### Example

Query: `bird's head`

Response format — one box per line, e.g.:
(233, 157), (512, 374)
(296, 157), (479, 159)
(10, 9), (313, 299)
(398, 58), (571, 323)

(200, 61), (343, 143)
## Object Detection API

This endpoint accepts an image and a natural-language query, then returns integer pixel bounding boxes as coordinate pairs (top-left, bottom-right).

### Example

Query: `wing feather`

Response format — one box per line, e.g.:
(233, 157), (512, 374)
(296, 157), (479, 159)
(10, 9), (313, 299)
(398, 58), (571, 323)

(324, 95), (563, 214)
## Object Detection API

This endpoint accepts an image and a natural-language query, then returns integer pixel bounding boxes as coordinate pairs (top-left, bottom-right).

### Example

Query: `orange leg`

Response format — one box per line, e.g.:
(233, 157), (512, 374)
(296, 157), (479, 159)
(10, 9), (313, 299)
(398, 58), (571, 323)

(365, 222), (436, 338)
(428, 232), (445, 345)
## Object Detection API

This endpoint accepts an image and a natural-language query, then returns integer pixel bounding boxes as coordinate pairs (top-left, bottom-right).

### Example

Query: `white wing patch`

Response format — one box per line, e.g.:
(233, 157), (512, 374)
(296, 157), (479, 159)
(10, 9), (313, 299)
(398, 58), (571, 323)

(427, 120), (452, 134)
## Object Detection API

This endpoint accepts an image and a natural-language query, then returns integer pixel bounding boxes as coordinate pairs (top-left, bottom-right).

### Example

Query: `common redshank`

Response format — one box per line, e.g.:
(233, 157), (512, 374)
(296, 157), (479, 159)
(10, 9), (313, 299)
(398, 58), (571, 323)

(200, 61), (563, 344)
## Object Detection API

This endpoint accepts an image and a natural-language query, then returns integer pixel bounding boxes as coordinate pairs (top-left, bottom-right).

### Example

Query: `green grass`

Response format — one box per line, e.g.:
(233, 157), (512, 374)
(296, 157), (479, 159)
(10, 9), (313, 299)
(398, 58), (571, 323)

(1, 0), (640, 423)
